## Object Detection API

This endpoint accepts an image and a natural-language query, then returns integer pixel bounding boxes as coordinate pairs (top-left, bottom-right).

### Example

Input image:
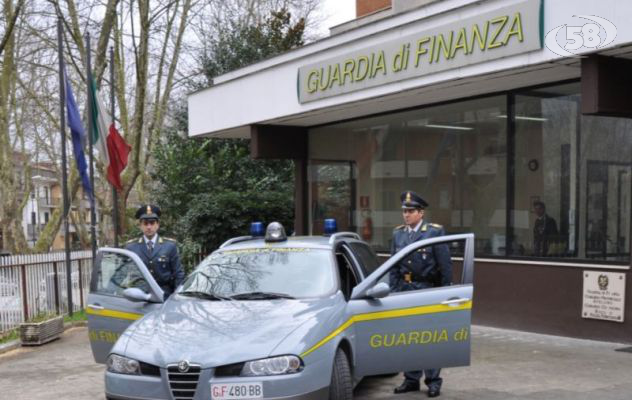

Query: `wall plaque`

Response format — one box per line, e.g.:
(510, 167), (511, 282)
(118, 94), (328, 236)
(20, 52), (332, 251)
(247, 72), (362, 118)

(582, 271), (626, 322)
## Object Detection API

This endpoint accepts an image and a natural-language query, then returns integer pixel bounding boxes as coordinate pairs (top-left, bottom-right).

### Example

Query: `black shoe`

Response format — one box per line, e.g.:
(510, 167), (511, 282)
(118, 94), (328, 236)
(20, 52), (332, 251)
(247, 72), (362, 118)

(394, 380), (420, 394)
(427, 387), (441, 398)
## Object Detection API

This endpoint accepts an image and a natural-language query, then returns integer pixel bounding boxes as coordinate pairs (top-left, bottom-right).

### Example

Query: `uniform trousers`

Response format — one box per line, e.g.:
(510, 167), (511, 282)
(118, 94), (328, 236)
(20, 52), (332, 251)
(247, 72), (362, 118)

(398, 279), (442, 391)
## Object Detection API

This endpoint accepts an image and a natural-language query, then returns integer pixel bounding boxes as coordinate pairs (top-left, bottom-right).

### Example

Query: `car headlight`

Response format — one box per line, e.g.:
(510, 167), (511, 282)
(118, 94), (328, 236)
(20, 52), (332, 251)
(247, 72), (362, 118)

(241, 355), (303, 376)
(107, 354), (140, 375)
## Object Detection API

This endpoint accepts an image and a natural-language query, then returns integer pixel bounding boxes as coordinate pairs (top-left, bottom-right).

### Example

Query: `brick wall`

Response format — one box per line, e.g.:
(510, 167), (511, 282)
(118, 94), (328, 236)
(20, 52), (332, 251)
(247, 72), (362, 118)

(356, 0), (391, 17)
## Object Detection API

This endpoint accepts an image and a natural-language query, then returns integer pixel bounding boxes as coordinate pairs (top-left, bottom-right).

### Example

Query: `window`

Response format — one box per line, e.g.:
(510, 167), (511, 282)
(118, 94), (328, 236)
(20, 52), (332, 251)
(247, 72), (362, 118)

(309, 82), (631, 264)
(347, 242), (380, 276)
(94, 253), (150, 296)
(310, 96), (507, 256)
(374, 238), (455, 291)
(512, 83), (632, 261)
(184, 248), (336, 298)
(336, 249), (358, 300)
(580, 115), (632, 261)
(512, 84), (579, 257)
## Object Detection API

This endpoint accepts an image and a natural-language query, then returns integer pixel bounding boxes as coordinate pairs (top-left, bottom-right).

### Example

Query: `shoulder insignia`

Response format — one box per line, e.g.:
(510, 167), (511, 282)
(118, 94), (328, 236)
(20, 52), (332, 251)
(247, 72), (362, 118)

(421, 224), (427, 232)
(430, 223), (443, 229)
(393, 225), (405, 231)
(158, 237), (163, 244)
(138, 237), (143, 243)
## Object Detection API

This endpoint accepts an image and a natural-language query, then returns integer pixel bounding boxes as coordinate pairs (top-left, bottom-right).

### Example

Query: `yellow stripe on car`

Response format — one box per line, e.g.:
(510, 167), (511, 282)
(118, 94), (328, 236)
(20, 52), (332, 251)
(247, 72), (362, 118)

(300, 301), (472, 358)
(86, 307), (143, 321)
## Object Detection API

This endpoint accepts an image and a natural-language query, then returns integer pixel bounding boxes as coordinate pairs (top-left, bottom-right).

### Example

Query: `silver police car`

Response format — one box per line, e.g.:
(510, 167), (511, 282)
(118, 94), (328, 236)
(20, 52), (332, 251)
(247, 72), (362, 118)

(87, 222), (474, 400)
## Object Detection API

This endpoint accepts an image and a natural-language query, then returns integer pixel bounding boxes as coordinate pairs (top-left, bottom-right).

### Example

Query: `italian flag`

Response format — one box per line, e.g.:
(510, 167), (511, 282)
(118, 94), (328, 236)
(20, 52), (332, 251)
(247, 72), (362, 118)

(89, 77), (131, 191)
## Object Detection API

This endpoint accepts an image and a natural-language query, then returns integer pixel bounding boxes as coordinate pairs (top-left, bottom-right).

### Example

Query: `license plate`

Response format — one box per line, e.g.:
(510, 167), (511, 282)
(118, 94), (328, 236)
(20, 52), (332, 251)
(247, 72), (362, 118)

(211, 382), (263, 399)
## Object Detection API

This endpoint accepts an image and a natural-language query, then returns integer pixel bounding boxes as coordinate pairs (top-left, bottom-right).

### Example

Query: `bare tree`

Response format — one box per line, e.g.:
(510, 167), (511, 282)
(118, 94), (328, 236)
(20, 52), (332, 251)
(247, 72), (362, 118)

(0, 0), (325, 253)
(0, 0), (29, 253)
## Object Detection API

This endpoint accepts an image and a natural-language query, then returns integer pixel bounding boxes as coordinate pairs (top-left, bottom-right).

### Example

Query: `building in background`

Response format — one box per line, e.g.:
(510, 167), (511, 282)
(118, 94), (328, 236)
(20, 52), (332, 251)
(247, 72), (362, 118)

(188, 0), (632, 342)
(0, 152), (99, 252)
(23, 162), (97, 250)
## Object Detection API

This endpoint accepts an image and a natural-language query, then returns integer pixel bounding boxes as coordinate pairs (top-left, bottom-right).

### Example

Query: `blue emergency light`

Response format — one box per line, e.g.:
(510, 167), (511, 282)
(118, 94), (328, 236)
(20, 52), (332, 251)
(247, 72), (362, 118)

(250, 221), (265, 237)
(324, 219), (338, 235)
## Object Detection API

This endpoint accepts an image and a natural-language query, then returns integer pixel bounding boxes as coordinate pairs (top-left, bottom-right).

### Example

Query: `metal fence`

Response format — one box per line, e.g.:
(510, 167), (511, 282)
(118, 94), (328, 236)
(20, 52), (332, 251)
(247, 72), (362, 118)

(0, 250), (92, 334)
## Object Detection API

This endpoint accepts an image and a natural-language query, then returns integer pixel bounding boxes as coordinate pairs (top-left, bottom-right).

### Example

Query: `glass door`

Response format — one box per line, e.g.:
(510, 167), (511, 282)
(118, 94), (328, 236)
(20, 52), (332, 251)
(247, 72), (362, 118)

(308, 161), (356, 235)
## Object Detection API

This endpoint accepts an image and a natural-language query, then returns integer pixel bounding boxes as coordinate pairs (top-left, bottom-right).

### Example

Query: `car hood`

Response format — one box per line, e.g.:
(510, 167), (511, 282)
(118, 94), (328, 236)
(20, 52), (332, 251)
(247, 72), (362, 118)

(121, 295), (336, 368)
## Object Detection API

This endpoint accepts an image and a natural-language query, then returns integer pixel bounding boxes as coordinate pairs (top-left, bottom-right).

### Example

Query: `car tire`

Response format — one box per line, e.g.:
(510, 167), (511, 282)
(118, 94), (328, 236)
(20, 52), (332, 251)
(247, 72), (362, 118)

(329, 348), (353, 400)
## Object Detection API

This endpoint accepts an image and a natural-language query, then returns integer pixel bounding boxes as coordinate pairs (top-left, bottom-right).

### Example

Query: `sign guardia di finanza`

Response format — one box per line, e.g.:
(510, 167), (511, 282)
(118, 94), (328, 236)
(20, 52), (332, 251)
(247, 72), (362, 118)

(298, 0), (543, 103)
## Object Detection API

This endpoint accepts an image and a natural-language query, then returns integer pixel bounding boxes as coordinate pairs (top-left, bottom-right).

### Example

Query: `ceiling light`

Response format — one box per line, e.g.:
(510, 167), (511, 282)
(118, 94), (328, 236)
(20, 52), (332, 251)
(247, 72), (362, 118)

(497, 115), (548, 122)
(424, 124), (474, 131)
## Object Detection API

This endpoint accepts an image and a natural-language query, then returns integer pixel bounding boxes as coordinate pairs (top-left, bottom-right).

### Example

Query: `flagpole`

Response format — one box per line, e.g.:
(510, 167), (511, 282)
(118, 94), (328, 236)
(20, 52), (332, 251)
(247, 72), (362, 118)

(110, 46), (119, 248)
(58, 18), (73, 317)
(86, 33), (97, 261)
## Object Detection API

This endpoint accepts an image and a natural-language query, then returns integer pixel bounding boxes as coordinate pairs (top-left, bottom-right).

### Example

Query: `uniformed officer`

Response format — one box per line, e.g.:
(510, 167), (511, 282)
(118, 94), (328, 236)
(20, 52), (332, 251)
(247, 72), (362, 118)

(125, 204), (184, 299)
(391, 191), (452, 398)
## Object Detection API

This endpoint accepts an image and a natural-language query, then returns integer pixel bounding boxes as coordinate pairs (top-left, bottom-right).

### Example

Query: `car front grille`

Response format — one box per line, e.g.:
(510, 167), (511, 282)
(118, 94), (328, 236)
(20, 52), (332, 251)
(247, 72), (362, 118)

(167, 364), (201, 400)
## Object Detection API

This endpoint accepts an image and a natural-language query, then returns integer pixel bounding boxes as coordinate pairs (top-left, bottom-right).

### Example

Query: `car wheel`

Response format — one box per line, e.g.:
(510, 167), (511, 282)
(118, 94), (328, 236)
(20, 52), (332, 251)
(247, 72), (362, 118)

(329, 348), (353, 400)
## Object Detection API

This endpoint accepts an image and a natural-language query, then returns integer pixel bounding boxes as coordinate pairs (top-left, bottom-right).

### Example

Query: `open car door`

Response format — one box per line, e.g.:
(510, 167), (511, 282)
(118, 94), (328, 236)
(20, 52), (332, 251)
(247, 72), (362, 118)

(87, 248), (164, 363)
(349, 233), (474, 376)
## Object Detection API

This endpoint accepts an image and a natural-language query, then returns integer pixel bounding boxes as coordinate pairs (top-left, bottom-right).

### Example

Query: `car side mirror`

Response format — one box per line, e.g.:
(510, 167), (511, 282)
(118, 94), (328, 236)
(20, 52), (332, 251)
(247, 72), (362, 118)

(366, 282), (390, 299)
(123, 287), (151, 302)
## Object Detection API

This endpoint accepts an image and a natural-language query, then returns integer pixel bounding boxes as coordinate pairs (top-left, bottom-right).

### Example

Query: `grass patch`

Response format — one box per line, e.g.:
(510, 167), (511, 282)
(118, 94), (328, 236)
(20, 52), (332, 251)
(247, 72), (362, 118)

(0, 329), (18, 345)
(64, 309), (87, 323)
(26, 312), (60, 323)
(25, 309), (86, 324)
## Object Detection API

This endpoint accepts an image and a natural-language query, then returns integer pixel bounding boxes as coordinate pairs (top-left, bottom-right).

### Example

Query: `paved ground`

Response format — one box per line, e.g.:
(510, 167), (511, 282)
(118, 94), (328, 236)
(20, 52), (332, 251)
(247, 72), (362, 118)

(1, 325), (631, 399)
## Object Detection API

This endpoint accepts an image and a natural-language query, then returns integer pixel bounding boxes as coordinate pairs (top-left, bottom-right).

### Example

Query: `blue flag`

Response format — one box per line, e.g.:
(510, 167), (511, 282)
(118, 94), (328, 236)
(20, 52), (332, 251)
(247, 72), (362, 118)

(64, 65), (93, 201)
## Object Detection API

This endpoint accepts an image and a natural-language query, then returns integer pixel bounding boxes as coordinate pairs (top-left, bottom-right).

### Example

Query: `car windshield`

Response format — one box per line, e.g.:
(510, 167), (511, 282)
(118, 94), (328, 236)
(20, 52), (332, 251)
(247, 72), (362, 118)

(179, 247), (335, 299)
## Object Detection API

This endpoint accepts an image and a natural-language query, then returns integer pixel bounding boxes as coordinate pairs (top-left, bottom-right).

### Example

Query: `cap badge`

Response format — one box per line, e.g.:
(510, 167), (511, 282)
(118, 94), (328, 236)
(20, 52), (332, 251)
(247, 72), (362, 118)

(146, 205), (152, 215)
(406, 192), (412, 203)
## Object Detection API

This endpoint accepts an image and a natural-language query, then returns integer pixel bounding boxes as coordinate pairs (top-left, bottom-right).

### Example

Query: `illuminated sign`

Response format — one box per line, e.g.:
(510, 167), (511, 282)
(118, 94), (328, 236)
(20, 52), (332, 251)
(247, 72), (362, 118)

(298, 0), (542, 103)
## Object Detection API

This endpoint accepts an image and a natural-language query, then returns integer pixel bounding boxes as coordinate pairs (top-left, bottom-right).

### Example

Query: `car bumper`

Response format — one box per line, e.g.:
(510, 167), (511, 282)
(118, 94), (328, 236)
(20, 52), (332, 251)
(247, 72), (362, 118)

(106, 387), (328, 400)
(105, 357), (331, 400)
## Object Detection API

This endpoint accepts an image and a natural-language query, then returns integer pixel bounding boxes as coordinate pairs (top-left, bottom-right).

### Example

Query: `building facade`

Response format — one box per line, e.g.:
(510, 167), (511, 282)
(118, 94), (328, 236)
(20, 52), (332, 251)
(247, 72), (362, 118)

(188, 0), (632, 342)
(0, 156), (98, 253)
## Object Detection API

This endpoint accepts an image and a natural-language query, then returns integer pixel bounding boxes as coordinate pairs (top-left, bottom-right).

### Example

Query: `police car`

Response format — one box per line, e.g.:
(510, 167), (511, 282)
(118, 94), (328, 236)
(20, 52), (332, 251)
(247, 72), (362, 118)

(87, 221), (475, 400)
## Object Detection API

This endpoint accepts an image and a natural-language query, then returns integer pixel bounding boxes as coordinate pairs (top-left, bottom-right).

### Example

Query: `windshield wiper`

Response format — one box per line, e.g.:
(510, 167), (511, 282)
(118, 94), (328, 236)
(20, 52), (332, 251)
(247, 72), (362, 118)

(230, 291), (295, 300)
(179, 291), (231, 301)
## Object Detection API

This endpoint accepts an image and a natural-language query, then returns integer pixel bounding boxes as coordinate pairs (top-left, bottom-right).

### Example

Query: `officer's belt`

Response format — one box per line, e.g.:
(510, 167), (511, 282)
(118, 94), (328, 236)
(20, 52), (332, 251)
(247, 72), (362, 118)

(401, 261), (437, 283)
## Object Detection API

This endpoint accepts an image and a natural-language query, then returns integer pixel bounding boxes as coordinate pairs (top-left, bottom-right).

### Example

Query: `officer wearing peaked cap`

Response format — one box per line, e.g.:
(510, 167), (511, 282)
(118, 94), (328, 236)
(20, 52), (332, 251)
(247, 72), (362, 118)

(125, 204), (184, 299)
(391, 191), (452, 398)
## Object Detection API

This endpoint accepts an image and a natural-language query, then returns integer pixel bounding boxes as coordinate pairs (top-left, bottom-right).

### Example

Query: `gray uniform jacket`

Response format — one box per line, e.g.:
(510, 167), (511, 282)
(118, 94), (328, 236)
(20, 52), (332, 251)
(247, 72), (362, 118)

(125, 236), (184, 298)
(390, 222), (452, 291)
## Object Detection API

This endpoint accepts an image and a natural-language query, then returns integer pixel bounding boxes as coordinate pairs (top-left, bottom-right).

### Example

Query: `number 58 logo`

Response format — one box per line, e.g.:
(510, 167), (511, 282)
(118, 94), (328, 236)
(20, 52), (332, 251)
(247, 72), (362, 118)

(545, 15), (617, 57)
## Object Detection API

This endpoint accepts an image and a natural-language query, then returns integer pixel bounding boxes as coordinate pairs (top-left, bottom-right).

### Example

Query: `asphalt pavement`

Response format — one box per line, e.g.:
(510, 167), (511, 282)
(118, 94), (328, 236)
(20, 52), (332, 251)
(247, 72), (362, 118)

(1, 325), (631, 399)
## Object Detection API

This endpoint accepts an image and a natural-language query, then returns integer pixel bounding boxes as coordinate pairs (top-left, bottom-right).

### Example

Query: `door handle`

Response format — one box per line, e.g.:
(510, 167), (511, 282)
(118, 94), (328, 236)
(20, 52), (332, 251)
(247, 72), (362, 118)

(441, 298), (470, 306)
(88, 304), (104, 310)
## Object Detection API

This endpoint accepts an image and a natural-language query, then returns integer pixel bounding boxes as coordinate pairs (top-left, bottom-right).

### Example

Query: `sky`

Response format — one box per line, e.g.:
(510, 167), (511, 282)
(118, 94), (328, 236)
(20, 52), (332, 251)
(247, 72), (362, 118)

(318, 0), (356, 35)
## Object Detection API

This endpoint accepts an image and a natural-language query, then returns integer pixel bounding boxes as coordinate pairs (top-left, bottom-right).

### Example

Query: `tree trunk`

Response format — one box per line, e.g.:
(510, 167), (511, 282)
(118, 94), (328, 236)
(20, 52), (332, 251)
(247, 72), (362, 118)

(0, 0), (28, 253)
